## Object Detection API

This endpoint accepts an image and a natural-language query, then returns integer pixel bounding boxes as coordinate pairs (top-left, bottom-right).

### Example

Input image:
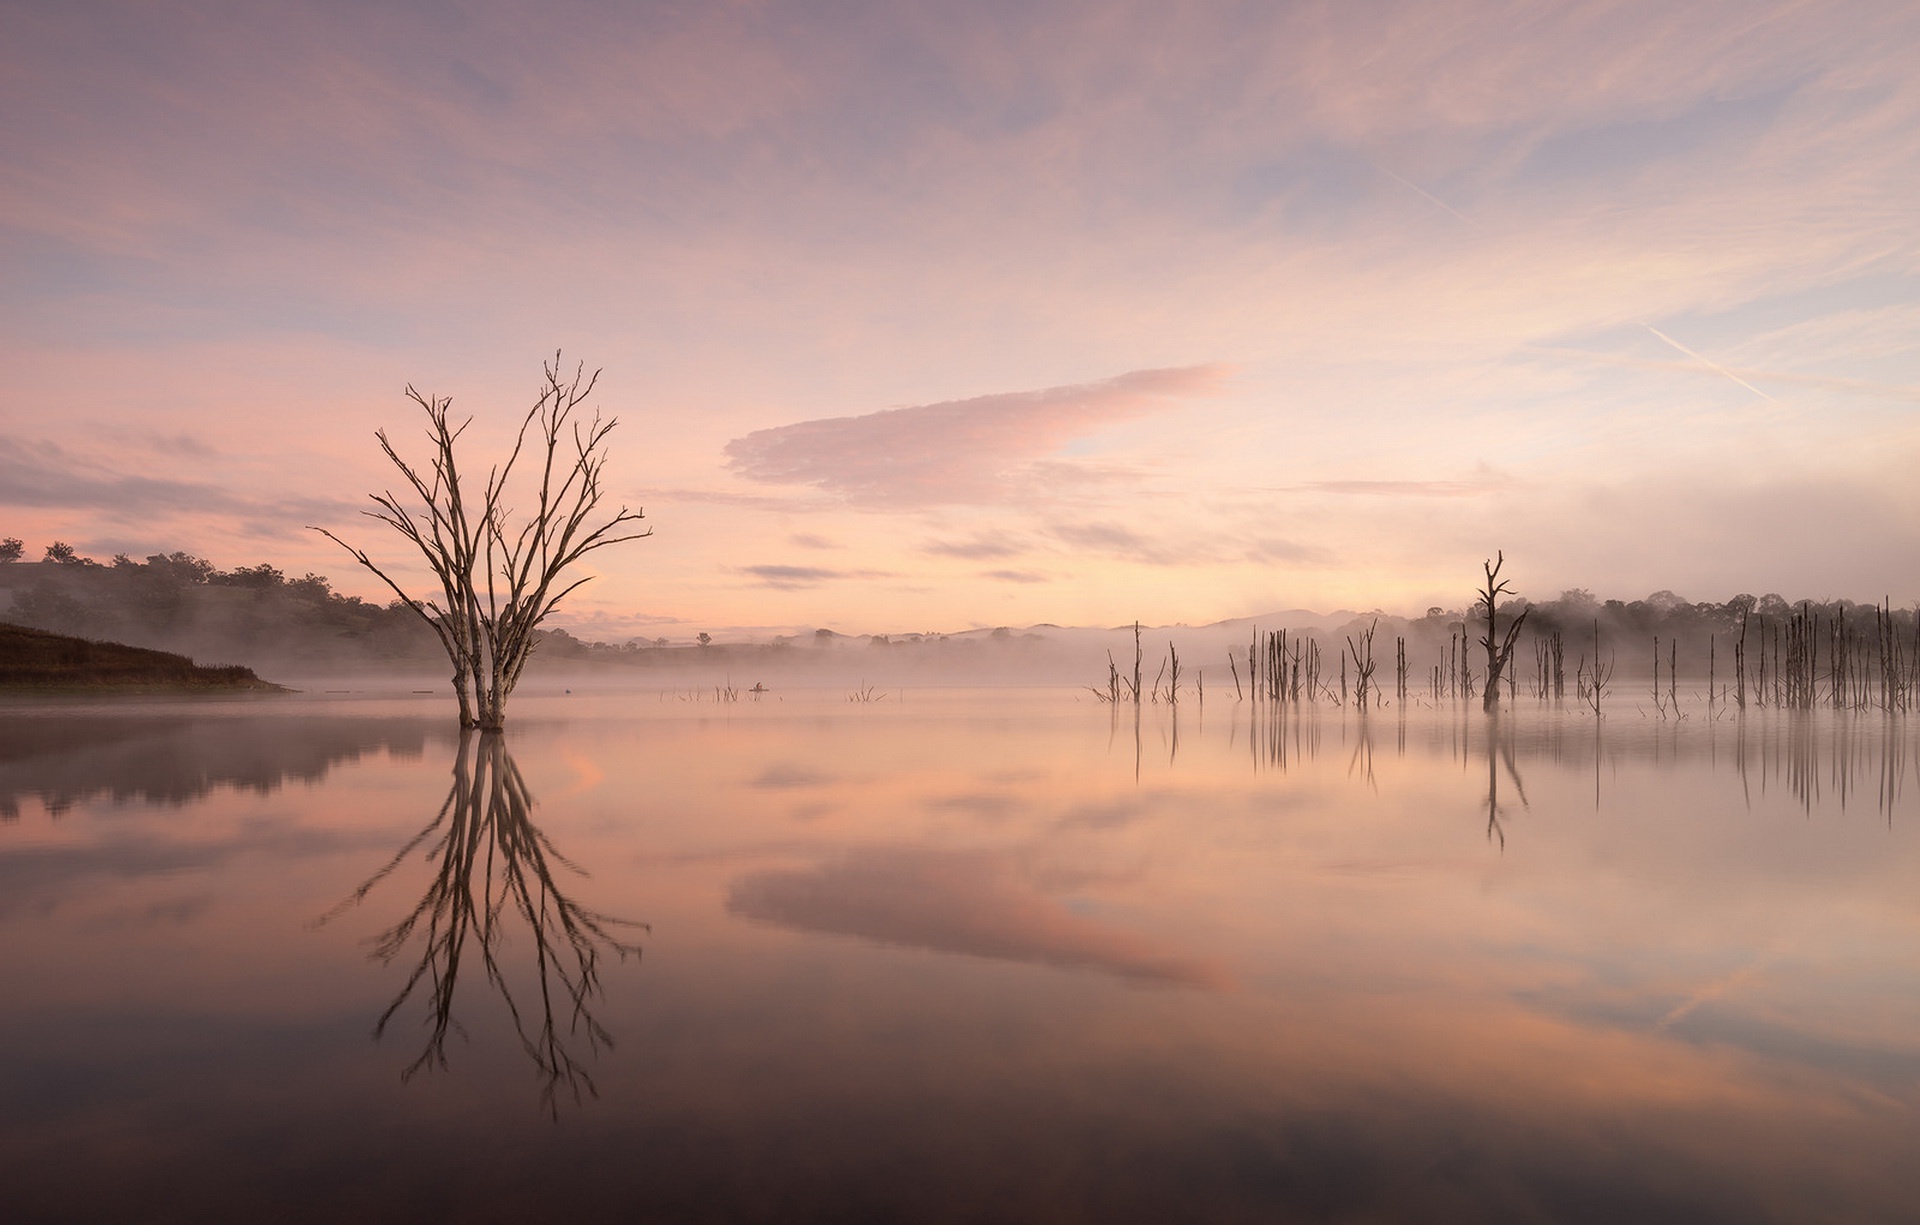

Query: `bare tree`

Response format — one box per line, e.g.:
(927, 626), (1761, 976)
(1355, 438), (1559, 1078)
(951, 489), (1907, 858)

(1477, 551), (1529, 713)
(316, 352), (650, 729)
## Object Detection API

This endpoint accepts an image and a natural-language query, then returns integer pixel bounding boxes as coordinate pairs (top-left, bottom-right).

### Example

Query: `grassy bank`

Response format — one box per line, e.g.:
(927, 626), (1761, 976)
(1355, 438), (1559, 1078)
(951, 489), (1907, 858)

(0, 621), (289, 693)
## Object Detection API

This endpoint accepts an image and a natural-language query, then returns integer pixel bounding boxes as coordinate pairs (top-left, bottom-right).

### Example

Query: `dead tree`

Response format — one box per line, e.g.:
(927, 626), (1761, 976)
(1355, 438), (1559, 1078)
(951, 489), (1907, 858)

(1476, 551), (1529, 713)
(316, 352), (650, 729)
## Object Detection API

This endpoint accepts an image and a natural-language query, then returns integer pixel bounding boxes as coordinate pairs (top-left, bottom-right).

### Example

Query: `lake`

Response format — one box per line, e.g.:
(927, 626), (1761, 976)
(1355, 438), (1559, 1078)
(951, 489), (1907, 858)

(3, 686), (1917, 1223)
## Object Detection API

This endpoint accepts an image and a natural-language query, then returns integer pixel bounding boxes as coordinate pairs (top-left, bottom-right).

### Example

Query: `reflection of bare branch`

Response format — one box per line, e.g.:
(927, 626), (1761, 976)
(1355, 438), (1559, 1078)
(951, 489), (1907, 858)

(317, 732), (646, 1116)
(1483, 720), (1530, 851)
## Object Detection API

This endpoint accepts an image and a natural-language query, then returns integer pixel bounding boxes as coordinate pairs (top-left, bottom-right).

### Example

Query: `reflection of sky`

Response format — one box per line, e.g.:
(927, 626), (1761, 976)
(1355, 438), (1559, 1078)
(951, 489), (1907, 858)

(2, 695), (1919, 1218)
(3, 3), (1919, 636)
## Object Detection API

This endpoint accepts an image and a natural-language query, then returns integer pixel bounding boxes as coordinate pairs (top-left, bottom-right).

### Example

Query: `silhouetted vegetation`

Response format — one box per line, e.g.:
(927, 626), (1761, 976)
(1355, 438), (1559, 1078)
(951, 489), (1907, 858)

(1, 550), (440, 667)
(0, 621), (282, 692)
(315, 352), (649, 729)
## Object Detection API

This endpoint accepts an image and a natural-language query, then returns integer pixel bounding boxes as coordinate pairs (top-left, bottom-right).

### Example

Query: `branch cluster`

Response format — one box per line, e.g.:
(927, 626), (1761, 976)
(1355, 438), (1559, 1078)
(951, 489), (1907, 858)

(316, 351), (649, 728)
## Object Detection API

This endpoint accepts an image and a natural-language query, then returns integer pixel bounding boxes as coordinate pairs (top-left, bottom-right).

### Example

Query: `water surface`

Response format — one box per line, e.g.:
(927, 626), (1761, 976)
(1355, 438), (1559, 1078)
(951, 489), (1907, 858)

(3, 688), (1917, 1222)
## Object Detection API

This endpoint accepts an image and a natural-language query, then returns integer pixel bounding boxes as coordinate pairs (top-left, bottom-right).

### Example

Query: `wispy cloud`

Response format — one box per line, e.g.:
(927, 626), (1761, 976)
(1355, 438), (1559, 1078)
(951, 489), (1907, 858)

(1295, 479), (1512, 498)
(1047, 521), (1187, 566)
(923, 534), (1027, 560)
(740, 563), (891, 590)
(0, 440), (353, 524)
(723, 366), (1227, 508)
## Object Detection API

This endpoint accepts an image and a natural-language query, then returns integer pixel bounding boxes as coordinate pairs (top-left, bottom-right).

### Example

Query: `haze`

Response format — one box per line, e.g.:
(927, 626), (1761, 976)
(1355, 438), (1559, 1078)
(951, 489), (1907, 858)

(5, 1), (1918, 641)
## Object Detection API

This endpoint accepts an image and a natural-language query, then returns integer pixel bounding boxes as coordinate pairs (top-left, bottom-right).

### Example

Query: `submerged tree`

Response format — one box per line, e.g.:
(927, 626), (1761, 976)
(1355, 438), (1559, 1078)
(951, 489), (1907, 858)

(1477, 551), (1529, 713)
(316, 352), (650, 728)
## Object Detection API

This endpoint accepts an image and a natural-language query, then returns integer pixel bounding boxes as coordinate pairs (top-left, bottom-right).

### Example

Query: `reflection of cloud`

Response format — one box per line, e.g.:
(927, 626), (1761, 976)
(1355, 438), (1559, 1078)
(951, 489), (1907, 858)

(1658, 961), (1770, 1029)
(751, 764), (835, 789)
(928, 792), (1025, 820)
(726, 848), (1230, 989)
(0, 826), (387, 916)
(723, 367), (1225, 508)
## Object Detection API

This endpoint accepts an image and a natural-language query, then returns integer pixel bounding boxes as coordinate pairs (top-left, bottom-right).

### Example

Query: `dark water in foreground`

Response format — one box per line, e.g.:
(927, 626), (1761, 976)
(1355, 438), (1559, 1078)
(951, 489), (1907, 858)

(3, 688), (1918, 1223)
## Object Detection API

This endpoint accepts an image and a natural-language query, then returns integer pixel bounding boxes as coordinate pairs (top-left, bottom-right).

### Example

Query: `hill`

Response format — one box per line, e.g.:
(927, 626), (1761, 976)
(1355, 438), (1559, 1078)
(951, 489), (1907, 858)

(0, 621), (287, 692)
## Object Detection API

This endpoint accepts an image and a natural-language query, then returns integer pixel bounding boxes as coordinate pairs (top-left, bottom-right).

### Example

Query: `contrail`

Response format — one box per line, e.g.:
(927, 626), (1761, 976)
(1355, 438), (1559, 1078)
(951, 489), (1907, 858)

(1370, 161), (1481, 228)
(1639, 322), (1780, 404)
(1525, 344), (1920, 402)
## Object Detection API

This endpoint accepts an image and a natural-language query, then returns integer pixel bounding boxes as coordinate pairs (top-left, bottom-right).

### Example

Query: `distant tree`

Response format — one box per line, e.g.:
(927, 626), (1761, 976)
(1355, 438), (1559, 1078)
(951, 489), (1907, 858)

(315, 352), (649, 730)
(212, 562), (286, 589)
(287, 573), (333, 602)
(44, 541), (78, 564)
(147, 552), (216, 585)
(0, 537), (23, 562)
(697, 632), (712, 647)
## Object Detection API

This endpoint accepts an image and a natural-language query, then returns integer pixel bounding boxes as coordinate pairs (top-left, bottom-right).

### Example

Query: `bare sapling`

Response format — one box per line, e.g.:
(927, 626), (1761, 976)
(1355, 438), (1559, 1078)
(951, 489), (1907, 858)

(1575, 619), (1613, 716)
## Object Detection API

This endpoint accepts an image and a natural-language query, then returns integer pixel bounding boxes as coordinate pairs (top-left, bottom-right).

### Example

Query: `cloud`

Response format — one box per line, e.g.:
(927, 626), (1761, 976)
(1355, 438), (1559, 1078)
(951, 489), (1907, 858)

(722, 366), (1227, 507)
(726, 848), (1230, 989)
(787, 533), (841, 550)
(1046, 521), (1193, 567)
(984, 569), (1048, 584)
(1245, 538), (1333, 564)
(0, 439), (354, 524)
(740, 563), (891, 590)
(923, 534), (1027, 560)
(1298, 479), (1510, 498)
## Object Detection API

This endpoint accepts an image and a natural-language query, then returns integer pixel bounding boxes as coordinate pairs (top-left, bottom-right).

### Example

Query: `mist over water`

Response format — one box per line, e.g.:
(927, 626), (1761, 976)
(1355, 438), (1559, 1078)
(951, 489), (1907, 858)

(4, 688), (1918, 1222)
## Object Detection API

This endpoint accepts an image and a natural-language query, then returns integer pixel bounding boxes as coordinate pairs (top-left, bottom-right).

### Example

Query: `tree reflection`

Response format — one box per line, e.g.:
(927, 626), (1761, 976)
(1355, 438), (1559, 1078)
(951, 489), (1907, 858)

(1483, 718), (1529, 850)
(319, 732), (645, 1114)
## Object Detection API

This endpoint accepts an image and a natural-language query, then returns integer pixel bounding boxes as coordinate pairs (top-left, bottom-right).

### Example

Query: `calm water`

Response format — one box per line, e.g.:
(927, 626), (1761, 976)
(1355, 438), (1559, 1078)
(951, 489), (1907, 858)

(3, 687), (1918, 1223)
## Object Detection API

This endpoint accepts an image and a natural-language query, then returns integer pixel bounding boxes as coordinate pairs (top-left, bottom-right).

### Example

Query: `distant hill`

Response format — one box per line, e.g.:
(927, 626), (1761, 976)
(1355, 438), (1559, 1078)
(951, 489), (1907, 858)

(0, 621), (286, 692)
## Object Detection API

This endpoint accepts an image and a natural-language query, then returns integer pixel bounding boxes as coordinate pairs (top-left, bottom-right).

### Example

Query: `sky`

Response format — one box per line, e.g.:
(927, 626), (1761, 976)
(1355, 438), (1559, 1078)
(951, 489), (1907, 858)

(3, 0), (1918, 641)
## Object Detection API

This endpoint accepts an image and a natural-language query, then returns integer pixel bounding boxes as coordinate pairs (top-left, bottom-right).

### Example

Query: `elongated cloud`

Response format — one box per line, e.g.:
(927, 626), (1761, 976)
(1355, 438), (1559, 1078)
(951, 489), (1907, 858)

(0, 441), (353, 524)
(740, 564), (891, 589)
(723, 366), (1225, 507)
(727, 848), (1230, 988)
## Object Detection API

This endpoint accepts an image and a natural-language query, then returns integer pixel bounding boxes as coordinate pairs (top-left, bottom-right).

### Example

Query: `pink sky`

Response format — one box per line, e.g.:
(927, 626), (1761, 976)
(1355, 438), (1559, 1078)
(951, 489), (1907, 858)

(4, 1), (1918, 640)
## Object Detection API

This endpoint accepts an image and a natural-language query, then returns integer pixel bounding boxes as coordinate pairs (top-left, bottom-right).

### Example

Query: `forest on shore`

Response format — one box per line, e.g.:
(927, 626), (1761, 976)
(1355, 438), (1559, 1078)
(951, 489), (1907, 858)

(0, 538), (1912, 691)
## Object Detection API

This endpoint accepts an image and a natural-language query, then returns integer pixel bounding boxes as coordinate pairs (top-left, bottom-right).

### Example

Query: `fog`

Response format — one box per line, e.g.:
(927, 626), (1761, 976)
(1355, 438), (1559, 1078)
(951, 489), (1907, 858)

(8, 553), (1917, 709)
